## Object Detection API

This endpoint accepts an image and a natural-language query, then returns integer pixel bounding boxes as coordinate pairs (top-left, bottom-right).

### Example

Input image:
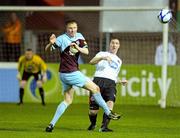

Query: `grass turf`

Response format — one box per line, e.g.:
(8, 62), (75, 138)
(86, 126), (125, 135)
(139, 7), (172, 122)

(0, 103), (180, 138)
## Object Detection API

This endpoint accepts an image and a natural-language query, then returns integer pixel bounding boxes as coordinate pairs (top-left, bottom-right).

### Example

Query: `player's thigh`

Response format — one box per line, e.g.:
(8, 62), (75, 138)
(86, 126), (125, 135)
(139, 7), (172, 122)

(22, 71), (31, 80)
(33, 72), (43, 87)
(83, 80), (100, 93)
(89, 109), (99, 115)
(61, 79), (72, 93)
(64, 87), (74, 98)
(21, 71), (31, 87)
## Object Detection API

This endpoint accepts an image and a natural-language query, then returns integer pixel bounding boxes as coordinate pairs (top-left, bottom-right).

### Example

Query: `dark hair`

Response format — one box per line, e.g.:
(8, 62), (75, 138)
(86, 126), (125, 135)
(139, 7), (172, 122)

(110, 37), (119, 41)
(65, 20), (78, 26)
(26, 48), (33, 52)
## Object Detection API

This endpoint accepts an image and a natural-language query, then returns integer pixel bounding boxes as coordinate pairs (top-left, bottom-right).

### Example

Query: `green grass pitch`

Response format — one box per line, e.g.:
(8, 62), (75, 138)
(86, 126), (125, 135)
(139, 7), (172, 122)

(0, 103), (180, 138)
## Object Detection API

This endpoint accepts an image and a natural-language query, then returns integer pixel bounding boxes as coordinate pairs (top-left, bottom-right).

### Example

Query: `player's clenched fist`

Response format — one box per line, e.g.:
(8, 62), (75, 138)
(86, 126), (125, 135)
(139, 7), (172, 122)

(50, 34), (56, 44)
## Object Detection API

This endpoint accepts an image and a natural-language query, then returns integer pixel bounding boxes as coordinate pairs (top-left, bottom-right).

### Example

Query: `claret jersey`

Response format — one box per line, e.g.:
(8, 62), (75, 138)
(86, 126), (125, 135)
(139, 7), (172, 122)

(54, 32), (88, 73)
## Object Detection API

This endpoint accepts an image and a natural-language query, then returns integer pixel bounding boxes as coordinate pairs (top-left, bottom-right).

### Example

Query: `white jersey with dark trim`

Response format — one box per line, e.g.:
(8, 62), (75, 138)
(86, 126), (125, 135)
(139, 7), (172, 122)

(94, 51), (122, 82)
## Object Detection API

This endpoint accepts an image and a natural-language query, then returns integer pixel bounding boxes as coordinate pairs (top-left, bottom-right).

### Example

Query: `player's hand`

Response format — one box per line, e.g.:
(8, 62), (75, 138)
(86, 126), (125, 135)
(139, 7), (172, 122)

(16, 73), (21, 81)
(42, 73), (47, 83)
(50, 34), (56, 44)
(70, 43), (79, 50)
(120, 80), (128, 86)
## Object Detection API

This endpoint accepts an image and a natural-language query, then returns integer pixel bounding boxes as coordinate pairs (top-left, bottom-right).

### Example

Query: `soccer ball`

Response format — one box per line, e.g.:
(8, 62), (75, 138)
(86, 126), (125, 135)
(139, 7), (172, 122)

(158, 9), (172, 24)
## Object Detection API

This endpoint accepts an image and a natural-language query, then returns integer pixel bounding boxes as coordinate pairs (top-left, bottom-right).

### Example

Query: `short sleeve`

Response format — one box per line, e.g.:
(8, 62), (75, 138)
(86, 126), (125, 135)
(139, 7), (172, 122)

(55, 36), (63, 48)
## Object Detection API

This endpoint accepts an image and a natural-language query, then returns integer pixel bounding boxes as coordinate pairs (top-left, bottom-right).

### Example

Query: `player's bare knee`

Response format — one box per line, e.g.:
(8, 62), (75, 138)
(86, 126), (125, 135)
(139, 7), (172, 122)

(89, 110), (98, 115)
(96, 86), (100, 92)
(36, 81), (43, 87)
(107, 101), (114, 110)
(93, 85), (100, 92)
(20, 81), (26, 88)
(65, 98), (73, 105)
(64, 96), (73, 105)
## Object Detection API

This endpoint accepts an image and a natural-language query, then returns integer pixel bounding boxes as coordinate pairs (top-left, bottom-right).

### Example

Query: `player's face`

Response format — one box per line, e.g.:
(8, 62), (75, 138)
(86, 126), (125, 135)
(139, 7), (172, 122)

(109, 39), (120, 54)
(66, 22), (78, 37)
(25, 51), (33, 60)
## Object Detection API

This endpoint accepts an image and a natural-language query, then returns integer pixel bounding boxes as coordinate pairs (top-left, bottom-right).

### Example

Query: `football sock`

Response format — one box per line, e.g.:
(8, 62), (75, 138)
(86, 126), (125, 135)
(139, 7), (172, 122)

(89, 114), (97, 125)
(92, 93), (110, 115)
(50, 101), (69, 126)
(39, 87), (45, 104)
(19, 88), (24, 103)
(101, 113), (110, 128)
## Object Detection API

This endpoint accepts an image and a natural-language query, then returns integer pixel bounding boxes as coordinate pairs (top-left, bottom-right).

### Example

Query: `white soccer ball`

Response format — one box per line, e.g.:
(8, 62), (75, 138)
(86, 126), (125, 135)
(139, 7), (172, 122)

(158, 9), (172, 24)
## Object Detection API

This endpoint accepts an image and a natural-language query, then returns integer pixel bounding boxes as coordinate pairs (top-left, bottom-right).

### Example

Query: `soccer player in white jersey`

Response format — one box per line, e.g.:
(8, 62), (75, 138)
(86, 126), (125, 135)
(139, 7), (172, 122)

(45, 20), (120, 132)
(88, 38), (127, 132)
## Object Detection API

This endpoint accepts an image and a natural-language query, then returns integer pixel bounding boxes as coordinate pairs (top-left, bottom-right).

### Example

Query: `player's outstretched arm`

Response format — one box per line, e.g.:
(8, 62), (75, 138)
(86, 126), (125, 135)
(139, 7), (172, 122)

(45, 43), (52, 52)
(89, 56), (111, 65)
(89, 56), (103, 65)
(45, 34), (57, 52)
(77, 47), (89, 55)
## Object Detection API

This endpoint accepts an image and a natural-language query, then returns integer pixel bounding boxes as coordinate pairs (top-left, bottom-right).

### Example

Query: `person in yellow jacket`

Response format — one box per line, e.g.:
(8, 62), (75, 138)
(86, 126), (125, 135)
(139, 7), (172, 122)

(17, 48), (47, 105)
(2, 12), (22, 61)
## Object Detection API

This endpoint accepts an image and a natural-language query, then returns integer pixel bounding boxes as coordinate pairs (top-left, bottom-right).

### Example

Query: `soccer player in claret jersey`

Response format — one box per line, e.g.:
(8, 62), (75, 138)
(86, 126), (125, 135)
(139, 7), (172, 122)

(17, 48), (47, 105)
(45, 20), (120, 132)
(88, 38), (128, 132)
